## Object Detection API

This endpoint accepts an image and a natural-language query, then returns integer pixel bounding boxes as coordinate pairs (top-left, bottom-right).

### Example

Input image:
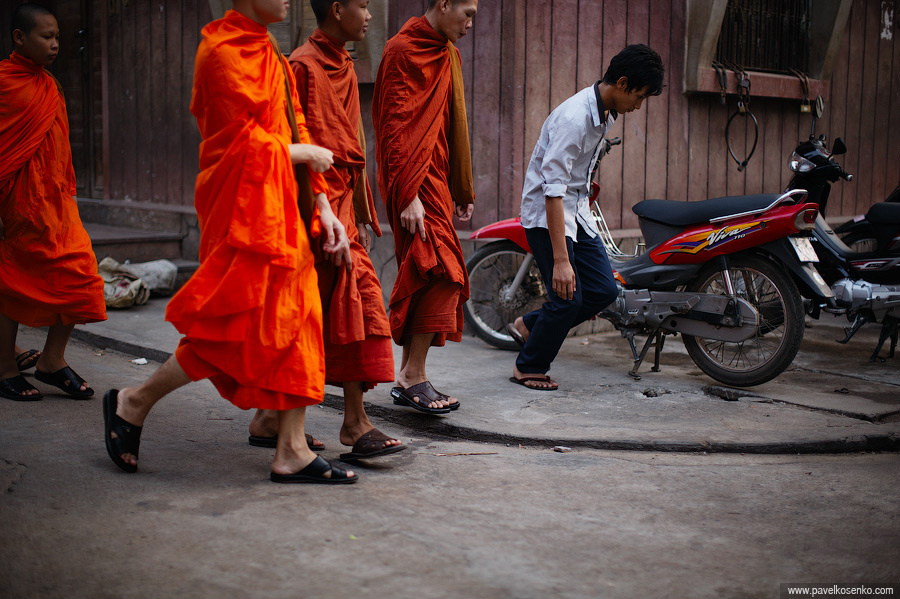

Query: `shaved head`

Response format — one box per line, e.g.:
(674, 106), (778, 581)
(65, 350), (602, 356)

(10, 3), (54, 42)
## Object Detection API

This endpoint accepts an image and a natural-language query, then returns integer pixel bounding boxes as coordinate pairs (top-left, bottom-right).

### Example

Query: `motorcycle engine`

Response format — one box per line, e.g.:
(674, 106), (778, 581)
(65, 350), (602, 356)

(831, 278), (900, 316)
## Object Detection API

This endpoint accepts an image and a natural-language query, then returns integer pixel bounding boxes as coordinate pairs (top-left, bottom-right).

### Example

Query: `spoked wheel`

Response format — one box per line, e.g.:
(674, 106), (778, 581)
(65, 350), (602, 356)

(681, 254), (805, 387)
(464, 241), (547, 350)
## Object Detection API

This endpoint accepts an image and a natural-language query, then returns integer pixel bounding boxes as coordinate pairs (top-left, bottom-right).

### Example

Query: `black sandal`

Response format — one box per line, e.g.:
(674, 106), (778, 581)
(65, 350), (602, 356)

(103, 389), (142, 473)
(35, 366), (93, 399)
(270, 456), (358, 484)
(390, 381), (452, 414)
(0, 375), (43, 401)
(16, 349), (40, 372)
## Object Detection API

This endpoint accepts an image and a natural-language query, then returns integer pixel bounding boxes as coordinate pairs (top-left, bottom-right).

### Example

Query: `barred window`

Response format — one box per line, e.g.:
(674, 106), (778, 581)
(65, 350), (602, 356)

(716, 0), (811, 75)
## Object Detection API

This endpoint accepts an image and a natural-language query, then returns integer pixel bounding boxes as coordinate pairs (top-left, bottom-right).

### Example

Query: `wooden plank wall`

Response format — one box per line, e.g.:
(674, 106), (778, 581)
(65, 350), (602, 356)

(104, 0), (209, 205)
(369, 0), (899, 232)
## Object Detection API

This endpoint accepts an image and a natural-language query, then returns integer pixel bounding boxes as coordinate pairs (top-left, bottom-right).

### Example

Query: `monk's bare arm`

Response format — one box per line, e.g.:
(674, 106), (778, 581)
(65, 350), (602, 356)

(400, 196), (427, 241)
(545, 196), (575, 300)
(289, 144), (333, 172)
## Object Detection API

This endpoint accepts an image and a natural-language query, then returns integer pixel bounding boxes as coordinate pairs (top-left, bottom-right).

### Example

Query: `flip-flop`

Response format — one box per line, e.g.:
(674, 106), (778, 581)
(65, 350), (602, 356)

(103, 389), (142, 473)
(506, 322), (527, 347)
(35, 366), (94, 398)
(339, 428), (407, 462)
(508, 374), (559, 391)
(16, 349), (40, 372)
(391, 382), (451, 414)
(0, 375), (43, 401)
(248, 433), (325, 451)
(270, 456), (358, 484)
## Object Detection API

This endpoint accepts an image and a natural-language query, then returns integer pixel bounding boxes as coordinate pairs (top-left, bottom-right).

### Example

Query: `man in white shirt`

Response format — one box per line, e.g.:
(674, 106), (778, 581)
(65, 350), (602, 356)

(509, 44), (664, 390)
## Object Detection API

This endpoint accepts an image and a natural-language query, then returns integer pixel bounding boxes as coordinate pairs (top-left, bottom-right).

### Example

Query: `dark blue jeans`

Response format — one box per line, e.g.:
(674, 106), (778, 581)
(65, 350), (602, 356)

(516, 224), (618, 375)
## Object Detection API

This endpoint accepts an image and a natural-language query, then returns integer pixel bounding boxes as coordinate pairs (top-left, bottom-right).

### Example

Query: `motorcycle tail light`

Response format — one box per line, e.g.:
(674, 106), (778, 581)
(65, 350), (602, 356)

(794, 207), (818, 230)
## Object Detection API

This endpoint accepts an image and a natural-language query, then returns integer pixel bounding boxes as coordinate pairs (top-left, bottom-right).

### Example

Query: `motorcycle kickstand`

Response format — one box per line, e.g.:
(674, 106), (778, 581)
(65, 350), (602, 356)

(839, 313), (869, 344)
(628, 328), (666, 380)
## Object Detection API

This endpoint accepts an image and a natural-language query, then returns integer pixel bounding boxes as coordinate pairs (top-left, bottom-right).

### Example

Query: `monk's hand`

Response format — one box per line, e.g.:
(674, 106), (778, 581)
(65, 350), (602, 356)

(401, 196), (427, 241)
(290, 143), (334, 173)
(357, 223), (371, 252)
(454, 203), (474, 222)
(552, 259), (576, 301)
(317, 195), (352, 271)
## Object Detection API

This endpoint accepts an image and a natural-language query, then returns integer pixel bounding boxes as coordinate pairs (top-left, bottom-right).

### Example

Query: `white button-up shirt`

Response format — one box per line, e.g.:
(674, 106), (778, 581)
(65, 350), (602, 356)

(520, 84), (617, 241)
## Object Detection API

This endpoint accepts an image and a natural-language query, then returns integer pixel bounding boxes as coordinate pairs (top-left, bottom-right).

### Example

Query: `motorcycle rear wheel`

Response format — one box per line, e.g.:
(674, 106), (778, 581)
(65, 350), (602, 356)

(681, 254), (804, 387)
(464, 240), (547, 350)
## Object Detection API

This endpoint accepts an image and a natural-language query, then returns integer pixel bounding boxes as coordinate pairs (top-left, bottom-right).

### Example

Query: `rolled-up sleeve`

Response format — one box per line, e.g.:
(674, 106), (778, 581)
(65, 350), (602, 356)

(539, 115), (584, 199)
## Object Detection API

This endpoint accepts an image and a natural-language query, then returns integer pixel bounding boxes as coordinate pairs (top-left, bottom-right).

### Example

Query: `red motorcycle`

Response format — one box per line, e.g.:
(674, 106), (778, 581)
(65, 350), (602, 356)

(464, 138), (832, 387)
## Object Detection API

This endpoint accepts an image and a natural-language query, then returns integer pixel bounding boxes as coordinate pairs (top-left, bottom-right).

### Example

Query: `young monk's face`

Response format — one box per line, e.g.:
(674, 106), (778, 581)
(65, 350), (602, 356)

(13, 13), (59, 67)
(434, 0), (477, 43)
(335, 0), (372, 43)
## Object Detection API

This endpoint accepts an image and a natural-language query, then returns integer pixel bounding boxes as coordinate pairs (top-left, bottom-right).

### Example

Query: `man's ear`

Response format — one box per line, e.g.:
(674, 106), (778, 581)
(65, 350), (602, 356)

(616, 76), (630, 91)
(332, 1), (342, 22)
(12, 29), (25, 46)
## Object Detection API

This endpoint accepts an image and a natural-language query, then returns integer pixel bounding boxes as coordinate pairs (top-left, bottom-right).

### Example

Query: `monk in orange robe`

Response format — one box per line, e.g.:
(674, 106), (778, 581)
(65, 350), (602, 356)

(0, 4), (106, 402)
(102, 0), (357, 484)
(373, 0), (477, 414)
(250, 0), (403, 461)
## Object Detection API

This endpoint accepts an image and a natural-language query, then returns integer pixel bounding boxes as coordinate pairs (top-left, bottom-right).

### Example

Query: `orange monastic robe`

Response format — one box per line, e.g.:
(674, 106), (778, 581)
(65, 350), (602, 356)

(166, 10), (327, 410)
(373, 16), (474, 346)
(289, 30), (393, 389)
(0, 52), (106, 327)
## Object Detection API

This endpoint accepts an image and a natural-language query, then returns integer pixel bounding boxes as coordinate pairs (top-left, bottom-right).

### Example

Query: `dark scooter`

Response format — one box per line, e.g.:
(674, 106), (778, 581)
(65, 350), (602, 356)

(786, 136), (900, 360)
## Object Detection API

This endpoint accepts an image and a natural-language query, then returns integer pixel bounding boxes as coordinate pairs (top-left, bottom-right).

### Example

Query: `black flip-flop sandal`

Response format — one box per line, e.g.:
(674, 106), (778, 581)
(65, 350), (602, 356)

(509, 375), (559, 391)
(339, 428), (407, 462)
(35, 366), (94, 398)
(16, 349), (40, 372)
(0, 375), (43, 401)
(270, 456), (359, 484)
(391, 382), (451, 414)
(248, 433), (325, 451)
(103, 389), (142, 473)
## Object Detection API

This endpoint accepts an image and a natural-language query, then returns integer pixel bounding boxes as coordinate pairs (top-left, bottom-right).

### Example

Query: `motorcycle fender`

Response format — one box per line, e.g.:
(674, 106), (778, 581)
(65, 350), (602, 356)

(757, 240), (834, 300)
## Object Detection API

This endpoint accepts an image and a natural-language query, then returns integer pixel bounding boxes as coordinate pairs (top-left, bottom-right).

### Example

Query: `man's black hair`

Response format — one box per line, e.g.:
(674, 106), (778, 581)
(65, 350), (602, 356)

(309, 0), (348, 25)
(601, 44), (665, 96)
(10, 3), (54, 42)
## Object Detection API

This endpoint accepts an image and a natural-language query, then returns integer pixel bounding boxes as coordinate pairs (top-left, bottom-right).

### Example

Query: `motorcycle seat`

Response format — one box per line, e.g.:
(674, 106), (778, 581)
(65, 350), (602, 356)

(632, 194), (782, 227)
(867, 202), (900, 225)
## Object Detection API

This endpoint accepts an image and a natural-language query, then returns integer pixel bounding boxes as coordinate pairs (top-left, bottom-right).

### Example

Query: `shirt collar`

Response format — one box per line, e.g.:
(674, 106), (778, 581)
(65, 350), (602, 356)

(590, 81), (617, 127)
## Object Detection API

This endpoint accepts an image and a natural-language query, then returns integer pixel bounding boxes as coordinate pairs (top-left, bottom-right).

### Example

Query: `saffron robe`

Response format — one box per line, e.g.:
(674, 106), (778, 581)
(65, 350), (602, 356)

(0, 52), (106, 327)
(289, 30), (393, 389)
(372, 16), (475, 346)
(167, 10), (327, 410)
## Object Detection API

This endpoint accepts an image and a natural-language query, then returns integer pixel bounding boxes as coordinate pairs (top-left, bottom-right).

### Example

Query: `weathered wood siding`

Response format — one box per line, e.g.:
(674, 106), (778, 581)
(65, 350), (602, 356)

(5, 0), (896, 223)
(367, 0), (899, 232)
(103, 0), (209, 205)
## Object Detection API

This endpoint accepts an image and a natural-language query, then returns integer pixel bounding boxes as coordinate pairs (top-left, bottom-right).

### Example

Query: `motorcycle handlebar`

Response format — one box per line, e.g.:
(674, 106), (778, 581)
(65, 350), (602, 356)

(840, 169), (853, 182)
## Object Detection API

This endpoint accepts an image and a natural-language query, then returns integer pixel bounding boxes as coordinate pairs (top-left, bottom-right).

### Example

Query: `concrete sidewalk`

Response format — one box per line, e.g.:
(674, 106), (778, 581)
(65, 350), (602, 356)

(61, 296), (900, 455)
